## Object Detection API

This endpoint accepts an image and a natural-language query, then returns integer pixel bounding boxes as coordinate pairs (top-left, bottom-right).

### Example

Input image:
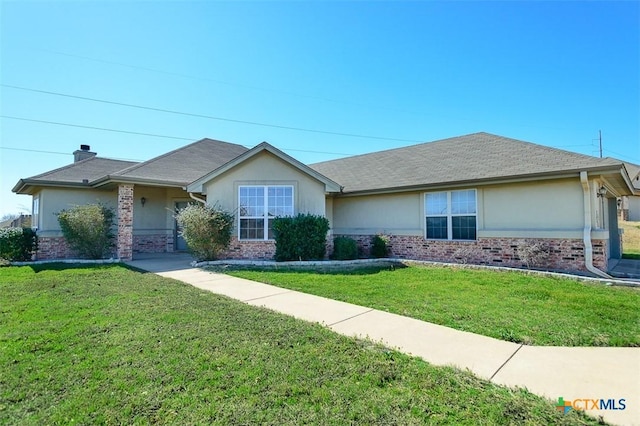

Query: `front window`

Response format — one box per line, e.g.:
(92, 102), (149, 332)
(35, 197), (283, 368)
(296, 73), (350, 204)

(425, 189), (476, 240)
(32, 196), (40, 230)
(239, 186), (293, 240)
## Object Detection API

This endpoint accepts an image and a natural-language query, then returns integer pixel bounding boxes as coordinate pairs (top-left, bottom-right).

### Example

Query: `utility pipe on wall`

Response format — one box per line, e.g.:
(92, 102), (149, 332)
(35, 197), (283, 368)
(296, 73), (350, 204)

(189, 193), (206, 204)
(580, 171), (612, 278)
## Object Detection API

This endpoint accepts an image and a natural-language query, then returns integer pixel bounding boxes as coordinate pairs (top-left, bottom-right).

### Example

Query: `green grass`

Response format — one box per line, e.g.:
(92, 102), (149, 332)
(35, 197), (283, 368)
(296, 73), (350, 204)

(227, 265), (640, 347)
(0, 264), (601, 425)
(621, 220), (640, 256)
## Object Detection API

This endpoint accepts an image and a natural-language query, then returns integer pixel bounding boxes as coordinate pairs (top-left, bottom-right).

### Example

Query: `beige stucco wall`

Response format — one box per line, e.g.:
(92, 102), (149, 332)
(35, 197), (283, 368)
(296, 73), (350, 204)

(202, 151), (327, 217)
(35, 187), (118, 236)
(332, 192), (423, 235)
(628, 195), (640, 221)
(331, 177), (603, 239)
(35, 185), (191, 238)
(132, 186), (192, 236)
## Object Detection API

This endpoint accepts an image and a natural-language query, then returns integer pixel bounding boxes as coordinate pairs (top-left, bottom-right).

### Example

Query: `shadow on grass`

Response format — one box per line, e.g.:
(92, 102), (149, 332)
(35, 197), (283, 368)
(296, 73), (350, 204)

(622, 253), (640, 260)
(27, 262), (146, 274)
(209, 262), (407, 276)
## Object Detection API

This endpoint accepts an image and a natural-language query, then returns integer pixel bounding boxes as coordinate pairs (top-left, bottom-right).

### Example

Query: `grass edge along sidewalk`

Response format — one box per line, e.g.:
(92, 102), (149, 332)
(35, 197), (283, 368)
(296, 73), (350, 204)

(226, 263), (640, 347)
(1, 263), (604, 425)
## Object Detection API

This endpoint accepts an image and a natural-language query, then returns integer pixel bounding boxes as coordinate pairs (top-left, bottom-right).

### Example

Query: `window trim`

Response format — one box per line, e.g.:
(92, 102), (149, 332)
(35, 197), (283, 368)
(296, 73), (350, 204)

(238, 185), (294, 241)
(32, 195), (40, 230)
(424, 189), (477, 241)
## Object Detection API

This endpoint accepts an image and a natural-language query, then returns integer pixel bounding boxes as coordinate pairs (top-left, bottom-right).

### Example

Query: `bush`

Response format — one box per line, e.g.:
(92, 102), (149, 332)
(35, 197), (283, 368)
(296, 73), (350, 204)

(272, 214), (330, 261)
(57, 204), (115, 259)
(0, 227), (38, 262)
(371, 235), (389, 258)
(175, 204), (234, 261)
(332, 236), (358, 260)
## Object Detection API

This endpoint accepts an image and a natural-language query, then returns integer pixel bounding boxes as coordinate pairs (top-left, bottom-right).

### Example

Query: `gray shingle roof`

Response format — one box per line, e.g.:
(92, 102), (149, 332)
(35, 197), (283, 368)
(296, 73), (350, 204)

(110, 138), (248, 185)
(310, 132), (623, 193)
(24, 157), (138, 184)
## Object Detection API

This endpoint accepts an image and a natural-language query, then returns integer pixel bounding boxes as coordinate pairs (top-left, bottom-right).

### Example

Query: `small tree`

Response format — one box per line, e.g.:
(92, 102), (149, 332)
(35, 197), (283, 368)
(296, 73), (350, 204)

(272, 214), (330, 261)
(175, 204), (234, 261)
(0, 227), (38, 262)
(57, 203), (115, 259)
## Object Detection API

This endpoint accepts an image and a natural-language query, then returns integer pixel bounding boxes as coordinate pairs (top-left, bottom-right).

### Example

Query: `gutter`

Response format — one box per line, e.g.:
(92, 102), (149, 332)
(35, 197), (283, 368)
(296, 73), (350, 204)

(189, 193), (206, 204)
(580, 171), (612, 279)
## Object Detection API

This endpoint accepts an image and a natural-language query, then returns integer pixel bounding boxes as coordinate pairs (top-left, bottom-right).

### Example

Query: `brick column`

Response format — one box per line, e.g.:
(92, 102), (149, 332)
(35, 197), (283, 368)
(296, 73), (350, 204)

(117, 184), (134, 260)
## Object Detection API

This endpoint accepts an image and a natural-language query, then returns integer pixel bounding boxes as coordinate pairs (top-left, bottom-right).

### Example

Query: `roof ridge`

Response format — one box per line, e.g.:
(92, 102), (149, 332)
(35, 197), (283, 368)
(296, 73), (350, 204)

(310, 132), (496, 166)
(112, 138), (247, 176)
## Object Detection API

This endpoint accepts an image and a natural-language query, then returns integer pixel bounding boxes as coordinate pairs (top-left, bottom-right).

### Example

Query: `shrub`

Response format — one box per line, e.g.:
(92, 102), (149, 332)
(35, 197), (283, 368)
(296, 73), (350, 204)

(332, 236), (358, 260)
(516, 240), (550, 269)
(0, 227), (38, 262)
(57, 204), (115, 259)
(272, 214), (330, 261)
(175, 203), (234, 261)
(371, 234), (390, 258)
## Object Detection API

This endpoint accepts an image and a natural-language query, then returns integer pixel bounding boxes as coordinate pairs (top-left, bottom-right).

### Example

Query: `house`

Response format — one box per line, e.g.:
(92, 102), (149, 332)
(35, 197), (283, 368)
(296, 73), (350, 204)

(618, 162), (640, 221)
(0, 214), (31, 229)
(12, 132), (637, 276)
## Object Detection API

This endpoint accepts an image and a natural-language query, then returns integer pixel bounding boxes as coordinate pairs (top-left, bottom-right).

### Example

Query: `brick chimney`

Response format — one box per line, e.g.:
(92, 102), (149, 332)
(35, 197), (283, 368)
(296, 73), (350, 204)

(73, 144), (97, 162)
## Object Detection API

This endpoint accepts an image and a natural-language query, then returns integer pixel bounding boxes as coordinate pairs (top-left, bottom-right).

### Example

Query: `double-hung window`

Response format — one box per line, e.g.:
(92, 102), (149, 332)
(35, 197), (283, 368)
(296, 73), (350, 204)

(425, 189), (476, 240)
(238, 185), (293, 240)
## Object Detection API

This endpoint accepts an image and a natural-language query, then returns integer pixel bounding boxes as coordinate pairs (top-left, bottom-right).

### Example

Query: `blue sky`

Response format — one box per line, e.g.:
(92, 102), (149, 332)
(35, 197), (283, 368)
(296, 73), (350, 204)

(1, 1), (638, 217)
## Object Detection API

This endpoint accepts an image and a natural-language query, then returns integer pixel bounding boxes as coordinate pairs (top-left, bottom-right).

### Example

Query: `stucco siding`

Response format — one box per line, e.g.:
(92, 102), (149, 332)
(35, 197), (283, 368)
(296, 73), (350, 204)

(331, 178), (591, 239)
(37, 187), (118, 235)
(481, 179), (583, 230)
(203, 151), (326, 216)
(628, 195), (640, 221)
(332, 192), (422, 235)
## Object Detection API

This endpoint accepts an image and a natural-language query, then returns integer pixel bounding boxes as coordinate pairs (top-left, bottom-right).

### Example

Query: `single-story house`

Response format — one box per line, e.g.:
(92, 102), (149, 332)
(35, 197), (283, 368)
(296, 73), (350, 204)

(13, 132), (637, 276)
(618, 162), (640, 221)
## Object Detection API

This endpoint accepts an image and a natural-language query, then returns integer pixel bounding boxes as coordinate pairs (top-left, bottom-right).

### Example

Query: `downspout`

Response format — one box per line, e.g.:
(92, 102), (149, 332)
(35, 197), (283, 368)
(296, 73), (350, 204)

(580, 171), (612, 278)
(189, 193), (206, 204)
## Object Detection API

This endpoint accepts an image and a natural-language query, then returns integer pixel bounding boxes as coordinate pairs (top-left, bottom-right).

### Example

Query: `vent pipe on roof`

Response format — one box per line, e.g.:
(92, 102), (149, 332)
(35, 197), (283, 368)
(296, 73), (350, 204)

(73, 145), (97, 162)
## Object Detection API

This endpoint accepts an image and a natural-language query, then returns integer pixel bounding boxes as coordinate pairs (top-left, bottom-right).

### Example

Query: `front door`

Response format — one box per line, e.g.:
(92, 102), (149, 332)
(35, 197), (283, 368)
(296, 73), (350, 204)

(608, 198), (621, 259)
(175, 202), (191, 251)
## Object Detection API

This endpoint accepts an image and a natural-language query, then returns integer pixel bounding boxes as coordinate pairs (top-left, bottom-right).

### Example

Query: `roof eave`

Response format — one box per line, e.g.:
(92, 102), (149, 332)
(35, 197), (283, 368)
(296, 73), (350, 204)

(337, 166), (628, 197)
(92, 176), (188, 188)
(12, 179), (92, 195)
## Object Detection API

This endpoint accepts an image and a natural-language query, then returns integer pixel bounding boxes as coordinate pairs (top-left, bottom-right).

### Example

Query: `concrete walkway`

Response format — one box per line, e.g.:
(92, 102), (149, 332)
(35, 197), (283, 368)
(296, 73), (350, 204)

(126, 255), (639, 426)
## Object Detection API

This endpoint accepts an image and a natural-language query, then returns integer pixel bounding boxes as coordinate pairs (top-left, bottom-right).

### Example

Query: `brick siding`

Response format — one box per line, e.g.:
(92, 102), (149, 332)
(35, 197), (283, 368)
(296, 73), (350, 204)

(35, 236), (74, 260)
(133, 234), (169, 253)
(337, 234), (607, 274)
(221, 237), (277, 260)
(117, 184), (134, 260)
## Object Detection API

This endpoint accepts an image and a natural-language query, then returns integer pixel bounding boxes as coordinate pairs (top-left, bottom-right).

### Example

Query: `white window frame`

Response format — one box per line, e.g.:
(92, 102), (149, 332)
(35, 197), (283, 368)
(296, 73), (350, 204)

(425, 189), (477, 240)
(238, 185), (294, 240)
(32, 195), (40, 230)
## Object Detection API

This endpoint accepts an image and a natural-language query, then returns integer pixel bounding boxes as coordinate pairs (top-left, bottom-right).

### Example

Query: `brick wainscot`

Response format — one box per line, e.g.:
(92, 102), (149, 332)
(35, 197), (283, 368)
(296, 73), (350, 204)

(339, 235), (607, 273)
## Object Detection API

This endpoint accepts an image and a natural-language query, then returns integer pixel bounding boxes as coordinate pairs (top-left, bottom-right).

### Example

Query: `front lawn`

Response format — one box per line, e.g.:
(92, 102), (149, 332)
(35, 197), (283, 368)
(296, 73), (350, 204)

(621, 220), (640, 258)
(228, 265), (640, 347)
(0, 264), (599, 425)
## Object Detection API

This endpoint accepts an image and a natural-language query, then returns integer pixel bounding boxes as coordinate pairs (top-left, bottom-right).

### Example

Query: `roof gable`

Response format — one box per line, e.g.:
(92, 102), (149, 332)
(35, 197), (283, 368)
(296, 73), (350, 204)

(103, 138), (249, 186)
(310, 132), (625, 193)
(187, 142), (342, 193)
